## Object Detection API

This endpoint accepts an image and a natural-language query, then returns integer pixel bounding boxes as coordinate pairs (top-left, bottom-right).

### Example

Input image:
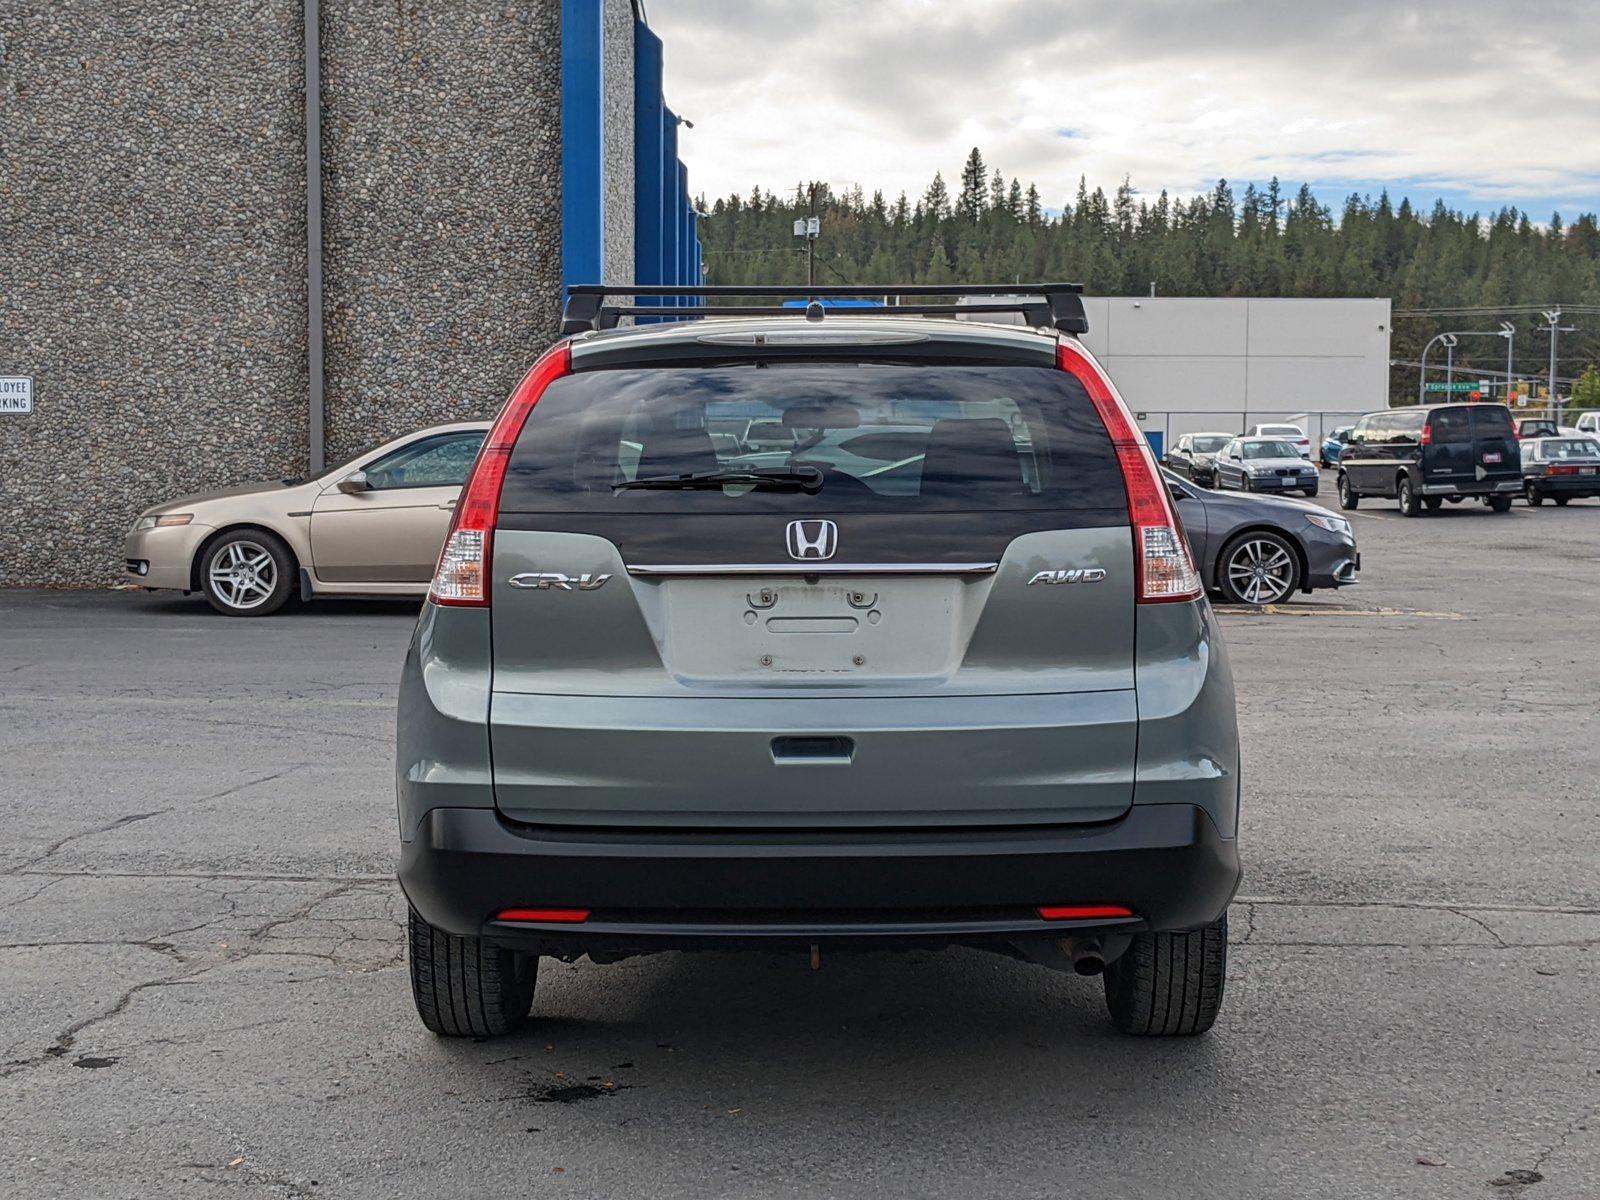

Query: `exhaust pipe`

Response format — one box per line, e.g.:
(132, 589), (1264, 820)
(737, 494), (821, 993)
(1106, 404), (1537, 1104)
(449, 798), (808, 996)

(1067, 936), (1105, 976)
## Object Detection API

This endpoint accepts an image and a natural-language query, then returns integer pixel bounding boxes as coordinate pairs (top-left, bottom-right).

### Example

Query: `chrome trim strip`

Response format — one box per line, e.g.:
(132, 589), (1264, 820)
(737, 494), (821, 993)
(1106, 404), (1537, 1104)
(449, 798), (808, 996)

(626, 561), (1000, 577)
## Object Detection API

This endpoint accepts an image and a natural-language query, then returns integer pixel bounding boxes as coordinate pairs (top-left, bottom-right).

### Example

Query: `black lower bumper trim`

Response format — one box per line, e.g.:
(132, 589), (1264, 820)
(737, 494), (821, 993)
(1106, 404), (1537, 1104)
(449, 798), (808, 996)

(399, 804), (1240, 951)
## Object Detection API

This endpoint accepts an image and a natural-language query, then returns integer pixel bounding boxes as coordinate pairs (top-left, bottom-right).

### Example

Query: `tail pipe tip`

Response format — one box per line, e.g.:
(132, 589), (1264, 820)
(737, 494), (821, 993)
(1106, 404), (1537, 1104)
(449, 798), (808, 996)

(1066, 936), (1106, 976)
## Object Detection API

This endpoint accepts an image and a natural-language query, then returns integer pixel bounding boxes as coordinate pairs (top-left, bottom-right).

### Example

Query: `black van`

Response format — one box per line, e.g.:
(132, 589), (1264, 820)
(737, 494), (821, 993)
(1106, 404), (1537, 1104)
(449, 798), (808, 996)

(1336, 403), (1521, 516)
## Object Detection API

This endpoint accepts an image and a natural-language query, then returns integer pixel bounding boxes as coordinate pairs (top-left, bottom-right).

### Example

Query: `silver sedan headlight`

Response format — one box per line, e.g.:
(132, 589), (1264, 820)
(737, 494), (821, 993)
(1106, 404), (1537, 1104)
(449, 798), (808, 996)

(134, 513), (194, 531)
(1306, 513), (1351, 536)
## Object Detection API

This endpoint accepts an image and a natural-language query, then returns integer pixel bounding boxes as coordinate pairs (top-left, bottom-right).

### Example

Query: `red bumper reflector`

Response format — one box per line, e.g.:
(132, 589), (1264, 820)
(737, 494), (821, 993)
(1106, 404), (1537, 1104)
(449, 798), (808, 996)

(1037, 905), (1134, 921)
(495, 908), (591, 924)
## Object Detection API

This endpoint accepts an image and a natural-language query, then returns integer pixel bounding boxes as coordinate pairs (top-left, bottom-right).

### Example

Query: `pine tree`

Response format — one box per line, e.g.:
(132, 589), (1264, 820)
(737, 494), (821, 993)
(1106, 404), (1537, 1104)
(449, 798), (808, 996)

(697, 157), (1600, 407)
(923, 172), (952, 222)
(957, 148), (987, 223)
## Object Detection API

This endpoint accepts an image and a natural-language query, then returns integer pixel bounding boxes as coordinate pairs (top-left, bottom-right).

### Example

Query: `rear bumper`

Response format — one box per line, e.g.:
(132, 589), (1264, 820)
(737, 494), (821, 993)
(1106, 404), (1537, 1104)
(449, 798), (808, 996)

(398, 803), (1240, 953)
(1420, 478), (1521, 495)
(1526, 476), (1600, 496)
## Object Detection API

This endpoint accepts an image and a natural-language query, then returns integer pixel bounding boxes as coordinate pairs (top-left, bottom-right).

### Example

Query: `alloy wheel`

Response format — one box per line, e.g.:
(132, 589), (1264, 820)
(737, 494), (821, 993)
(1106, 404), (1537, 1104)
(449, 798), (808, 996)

(207, 540), (278, 611)
(1225, 538), (1295, 604)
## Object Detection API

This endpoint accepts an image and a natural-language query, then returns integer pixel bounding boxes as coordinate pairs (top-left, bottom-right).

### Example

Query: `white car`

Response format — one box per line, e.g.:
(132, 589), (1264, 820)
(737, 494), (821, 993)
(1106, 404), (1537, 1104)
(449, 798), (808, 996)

(1576, 412), (1600, 440)
(1246, 423), (1312, 459)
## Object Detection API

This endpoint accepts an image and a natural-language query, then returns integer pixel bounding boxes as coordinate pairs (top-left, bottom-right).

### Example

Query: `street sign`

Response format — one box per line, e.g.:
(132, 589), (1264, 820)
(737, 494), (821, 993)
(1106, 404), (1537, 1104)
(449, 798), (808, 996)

(1424, 381), (1480, 394)
(0, 376), (32, 414)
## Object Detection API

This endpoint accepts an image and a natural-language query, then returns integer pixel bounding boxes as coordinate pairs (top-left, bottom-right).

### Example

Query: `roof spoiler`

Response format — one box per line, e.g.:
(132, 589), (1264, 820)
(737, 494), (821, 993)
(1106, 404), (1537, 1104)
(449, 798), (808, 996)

(560, 284), (1089, 336)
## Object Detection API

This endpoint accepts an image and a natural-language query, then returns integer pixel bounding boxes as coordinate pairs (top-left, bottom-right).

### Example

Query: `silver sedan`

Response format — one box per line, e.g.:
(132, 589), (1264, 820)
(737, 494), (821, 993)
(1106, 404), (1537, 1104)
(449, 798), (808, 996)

(1211, 437), (1321, 498)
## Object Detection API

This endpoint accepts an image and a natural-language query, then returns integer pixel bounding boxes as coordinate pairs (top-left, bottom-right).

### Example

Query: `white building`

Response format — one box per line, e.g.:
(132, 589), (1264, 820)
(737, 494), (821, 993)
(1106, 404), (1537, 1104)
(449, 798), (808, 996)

(961, 295), (1393, 457)
(1079, 297), (1392, 456)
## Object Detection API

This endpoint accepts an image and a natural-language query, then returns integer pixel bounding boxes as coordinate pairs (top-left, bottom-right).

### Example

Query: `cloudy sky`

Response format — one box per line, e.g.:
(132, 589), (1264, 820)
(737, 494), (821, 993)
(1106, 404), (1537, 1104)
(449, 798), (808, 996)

(646, 0), (1600, 220)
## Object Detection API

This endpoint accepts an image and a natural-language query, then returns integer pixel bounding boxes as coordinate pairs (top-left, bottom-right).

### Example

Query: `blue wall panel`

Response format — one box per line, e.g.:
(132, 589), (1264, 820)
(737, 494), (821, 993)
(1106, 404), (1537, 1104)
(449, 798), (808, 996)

(561, 0), (603, 299)
(575, 13), (702, 315)
(679, 162), (692, 289)
(632, 23), (665, 312)
(662, 110), (681, 301)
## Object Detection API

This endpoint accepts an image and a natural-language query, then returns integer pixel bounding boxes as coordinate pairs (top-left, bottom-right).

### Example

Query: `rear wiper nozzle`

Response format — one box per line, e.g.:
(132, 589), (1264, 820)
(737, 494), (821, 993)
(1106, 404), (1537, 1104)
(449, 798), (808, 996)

(614, 466), (825, 494)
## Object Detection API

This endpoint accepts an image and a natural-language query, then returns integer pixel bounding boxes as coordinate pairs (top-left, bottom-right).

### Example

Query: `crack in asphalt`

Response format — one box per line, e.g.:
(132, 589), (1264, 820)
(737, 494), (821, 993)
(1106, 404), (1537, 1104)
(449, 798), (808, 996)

(18, 810), (173, 868)
(1530, 1098), (1600, 1180)
(8, 765), (310, 874)
(11, 868), (394, 884)
(0, 964), (220, 1079)
(1449, 907), (1512, 948)
(0, 880), (405, 1080)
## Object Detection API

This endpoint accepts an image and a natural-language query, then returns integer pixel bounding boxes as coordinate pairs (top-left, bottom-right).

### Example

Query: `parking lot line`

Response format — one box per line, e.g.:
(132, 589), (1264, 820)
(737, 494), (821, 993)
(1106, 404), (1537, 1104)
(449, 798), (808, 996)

(1214, 603), (1464, 618)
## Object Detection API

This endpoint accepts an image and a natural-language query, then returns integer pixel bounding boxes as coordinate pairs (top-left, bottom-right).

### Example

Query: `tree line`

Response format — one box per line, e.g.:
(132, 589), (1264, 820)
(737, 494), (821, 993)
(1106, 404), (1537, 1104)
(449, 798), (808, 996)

(698, 147), (1600, 407)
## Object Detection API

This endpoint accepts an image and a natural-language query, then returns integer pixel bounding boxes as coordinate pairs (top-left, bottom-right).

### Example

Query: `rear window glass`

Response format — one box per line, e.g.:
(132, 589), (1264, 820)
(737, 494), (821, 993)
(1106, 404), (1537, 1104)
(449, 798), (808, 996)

(1256, 425), (1303, 437)
(500, 363), (1128, 516)
(1192, 435), (1231, 452)
(1472, 406), (1514, 437)
(1542, 438), (1600, 459)
(1429, 408), (1471, 442)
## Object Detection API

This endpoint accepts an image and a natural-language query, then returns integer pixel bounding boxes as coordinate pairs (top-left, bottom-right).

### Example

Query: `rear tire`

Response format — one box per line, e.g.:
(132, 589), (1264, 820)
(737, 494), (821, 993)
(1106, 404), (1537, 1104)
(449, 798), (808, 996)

(1526, 483), (1543, 506)
(1555, 496), (1571, 507)
(1337, 473), (1358, 509)
(1488, 495), (1513, 513)
(408, 906), (537, 1037)
(1103, 913), (1227, 1036)
(1397, 474), (1422, 517)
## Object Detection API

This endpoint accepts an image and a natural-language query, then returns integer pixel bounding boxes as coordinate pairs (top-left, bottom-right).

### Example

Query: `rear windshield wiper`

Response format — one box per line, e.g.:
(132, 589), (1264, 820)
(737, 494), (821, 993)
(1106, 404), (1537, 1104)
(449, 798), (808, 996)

(614, 466), (824, 493)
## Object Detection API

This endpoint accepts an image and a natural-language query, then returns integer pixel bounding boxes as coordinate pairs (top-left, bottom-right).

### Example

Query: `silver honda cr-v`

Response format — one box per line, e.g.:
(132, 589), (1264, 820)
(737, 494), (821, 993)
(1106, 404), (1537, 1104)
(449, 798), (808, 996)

(397, 285), (1241, 1038)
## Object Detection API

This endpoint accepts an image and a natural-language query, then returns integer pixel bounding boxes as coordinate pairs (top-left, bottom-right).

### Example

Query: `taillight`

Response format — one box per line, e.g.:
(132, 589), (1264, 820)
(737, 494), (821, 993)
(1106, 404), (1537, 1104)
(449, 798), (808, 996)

(1547, 464), (1578, 477)
(430, 342), (572, 606)
(1420, 422), (1433, 446)
(1058, 341), (1202, 603)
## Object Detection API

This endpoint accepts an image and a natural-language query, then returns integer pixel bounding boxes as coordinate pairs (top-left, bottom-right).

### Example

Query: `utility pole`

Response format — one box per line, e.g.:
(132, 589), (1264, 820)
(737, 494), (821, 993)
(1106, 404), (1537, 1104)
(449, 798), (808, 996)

(791, 183), (820, 288)
(1541, 308), (1576, 420)
(1500, 321), (1515, 402)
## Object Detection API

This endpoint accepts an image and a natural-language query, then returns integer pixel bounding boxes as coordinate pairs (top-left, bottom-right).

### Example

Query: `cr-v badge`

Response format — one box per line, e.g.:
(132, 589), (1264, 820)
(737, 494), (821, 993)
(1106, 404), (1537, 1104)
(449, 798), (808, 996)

(1027, 568), (1108, 586)
(508, 572), (611, 591)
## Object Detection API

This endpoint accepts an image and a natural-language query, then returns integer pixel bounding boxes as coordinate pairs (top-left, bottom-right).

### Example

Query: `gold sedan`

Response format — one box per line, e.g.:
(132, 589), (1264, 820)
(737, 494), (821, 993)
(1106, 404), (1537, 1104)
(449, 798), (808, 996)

(124, 422), (489, 616)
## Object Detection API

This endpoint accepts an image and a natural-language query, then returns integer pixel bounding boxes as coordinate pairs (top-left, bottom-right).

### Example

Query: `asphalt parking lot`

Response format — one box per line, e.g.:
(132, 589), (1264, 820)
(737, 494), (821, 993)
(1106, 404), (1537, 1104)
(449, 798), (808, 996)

(3, 479), (1597, 1199)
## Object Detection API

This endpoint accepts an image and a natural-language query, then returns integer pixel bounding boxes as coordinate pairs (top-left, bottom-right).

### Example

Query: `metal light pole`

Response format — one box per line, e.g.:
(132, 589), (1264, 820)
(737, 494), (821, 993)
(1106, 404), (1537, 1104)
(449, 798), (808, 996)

(1419, 329), (1513, 405)
(1541, 308), (1576, 420)
(1445, 336), (1456, 395)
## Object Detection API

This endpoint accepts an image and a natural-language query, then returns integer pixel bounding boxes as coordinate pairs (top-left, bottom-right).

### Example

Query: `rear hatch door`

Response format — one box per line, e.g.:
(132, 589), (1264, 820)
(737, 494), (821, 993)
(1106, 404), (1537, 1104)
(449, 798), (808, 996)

(1471, 404), (1519, 484)
(487, 348), (1138, 829)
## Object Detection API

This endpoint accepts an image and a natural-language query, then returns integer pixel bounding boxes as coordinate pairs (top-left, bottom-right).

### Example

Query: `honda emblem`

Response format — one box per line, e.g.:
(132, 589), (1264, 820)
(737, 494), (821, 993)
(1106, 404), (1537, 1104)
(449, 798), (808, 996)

(785, 519), (838, 561)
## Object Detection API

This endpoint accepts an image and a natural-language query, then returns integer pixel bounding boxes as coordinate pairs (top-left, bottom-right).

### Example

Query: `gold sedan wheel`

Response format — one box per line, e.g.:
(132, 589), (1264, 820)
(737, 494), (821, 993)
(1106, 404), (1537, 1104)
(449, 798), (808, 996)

(200, 532), (294, 617)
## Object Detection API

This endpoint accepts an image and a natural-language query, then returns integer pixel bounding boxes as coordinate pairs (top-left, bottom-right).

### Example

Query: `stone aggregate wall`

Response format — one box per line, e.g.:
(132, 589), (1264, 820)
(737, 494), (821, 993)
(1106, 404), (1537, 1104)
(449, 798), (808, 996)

(0, 1), (573, 587)
(601, 0), (635, 288)
(319, 0), (564, 465)
(0, 2), (308, 588)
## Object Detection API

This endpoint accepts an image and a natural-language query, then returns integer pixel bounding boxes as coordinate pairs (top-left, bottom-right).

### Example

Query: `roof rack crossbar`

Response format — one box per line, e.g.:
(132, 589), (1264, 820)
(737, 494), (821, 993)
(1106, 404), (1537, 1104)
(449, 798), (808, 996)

(560, 283), (1089, 335)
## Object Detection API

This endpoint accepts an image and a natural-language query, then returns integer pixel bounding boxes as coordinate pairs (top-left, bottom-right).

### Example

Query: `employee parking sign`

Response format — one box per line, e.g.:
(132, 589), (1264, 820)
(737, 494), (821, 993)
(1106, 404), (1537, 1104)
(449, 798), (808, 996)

(0, 377), (32, 414)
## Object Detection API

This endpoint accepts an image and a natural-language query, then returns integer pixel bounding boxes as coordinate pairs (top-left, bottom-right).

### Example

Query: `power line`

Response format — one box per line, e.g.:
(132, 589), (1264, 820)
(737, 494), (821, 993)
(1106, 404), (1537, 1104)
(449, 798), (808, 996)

(1395, 302), (1600, 317)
